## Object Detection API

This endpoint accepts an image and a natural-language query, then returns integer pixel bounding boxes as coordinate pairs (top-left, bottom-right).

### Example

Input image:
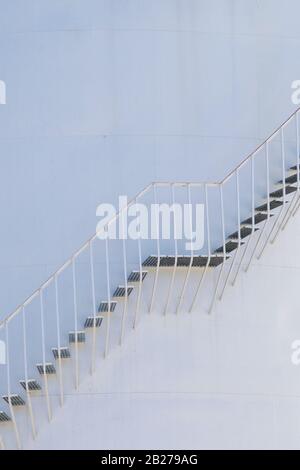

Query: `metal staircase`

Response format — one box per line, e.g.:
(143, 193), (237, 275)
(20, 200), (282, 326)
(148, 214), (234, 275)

(1, 107), (300, 449)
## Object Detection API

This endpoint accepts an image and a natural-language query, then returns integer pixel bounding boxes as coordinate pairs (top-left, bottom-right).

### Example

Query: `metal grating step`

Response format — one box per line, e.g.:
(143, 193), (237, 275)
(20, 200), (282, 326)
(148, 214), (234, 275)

(0, 411), (11, 422)
(36, 363), (56, 375)
(128, 271), (148, 283)
(52, 347), (71, 360)
(142, 255), (168, 267)
(194, 256), (228, 267)
(20, 380), (41, 392)
(270, 185), (297, 198)
(69, 331), (86, 344)
(256, 200), (284, 212)
(3, 395), (25, 407)
(143, 255), (227, 268)
(98, 301), (117, 313)
(280, 174), (299, 185)
(290, 165), (300, 171)
(177, 256), (194, 267)
(229, 227), (259, 240)
(215, 241), (244, 254)
(242, 212), (270, 225)
(142, 256), (176, 267)
(113, 286), (134, 298)
(84, 316), (103, 328)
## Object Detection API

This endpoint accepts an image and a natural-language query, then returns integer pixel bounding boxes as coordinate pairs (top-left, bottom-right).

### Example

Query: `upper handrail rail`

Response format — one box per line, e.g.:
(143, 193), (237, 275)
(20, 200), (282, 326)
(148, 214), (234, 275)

(221, 106), (300, 184)
(1, 105), (300, 328)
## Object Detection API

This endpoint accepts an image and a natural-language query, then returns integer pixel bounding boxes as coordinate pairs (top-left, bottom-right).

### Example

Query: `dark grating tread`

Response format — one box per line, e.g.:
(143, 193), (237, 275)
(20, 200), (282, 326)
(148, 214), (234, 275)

(98, 301), (117, 313)
(142, 256), (160, 267)
(20, 380), (41, 392)
(256, 200), (283, 212)
(0, 411), (11, 422)
(113, 286), (134, 298)
(270, 186), (297, 198)
(69, 331), (86, 343)
(3, 395), (25, 406)
(84, 316), (103, 328)
(215, 241), (242, 254)
(176, 257), (193, 267)
(193, 256), (228, 267)
(37, 363), (56, 375)
(142, 256), (176, 267)
(52, 347), (71, 360)
(290, 165), (300, 171)
(229, 227), (259, 240)
(142, 255), (226, 268)
(242, 212), (270, 225)
(280, 174), (299, 185)
(128, 271), (147, 283)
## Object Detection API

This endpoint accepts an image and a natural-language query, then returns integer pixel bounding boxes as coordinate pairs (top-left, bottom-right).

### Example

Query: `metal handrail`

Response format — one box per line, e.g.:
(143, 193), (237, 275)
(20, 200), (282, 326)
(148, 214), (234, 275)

(221, 106), (300, 184)
(1, 105), (300, 329)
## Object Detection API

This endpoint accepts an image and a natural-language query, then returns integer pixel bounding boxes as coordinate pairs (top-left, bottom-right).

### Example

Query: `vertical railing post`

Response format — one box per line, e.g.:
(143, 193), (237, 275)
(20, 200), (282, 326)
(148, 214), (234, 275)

(292, 110), (300, 217)
(164, 184), (178, 315)
(266, 140), (271, 217)
(296, 111), (300, 193)
(149, 183), (160, 313)
(176, 183), (194, 314)
(269, 127), (287, 243)
(54, 275), (64, 406)
(5, 321), (21, 449)
(246, 148), (270, 270)
(104, 234), (112, 358)
(280, 112), (300, 223)
(39, 289), (52, 421)
(72, 258), (79, 390)
(120, 207), (128, 345)
(232, 155), (255, 282)
(22, 306), (37, 438)
(209, 184), (226, 313)
(189, 183), (211, 312)
(252, 141), (272, 261)
(89, 240), (97, 374)
(282, 127), (287, 205)
(134, 197), (143, 329)
(220, 170), (241, 297)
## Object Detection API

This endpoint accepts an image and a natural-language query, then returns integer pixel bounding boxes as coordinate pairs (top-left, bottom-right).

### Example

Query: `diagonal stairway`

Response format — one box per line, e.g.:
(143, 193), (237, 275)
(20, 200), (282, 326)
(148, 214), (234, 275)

(1, 107), (300, 449)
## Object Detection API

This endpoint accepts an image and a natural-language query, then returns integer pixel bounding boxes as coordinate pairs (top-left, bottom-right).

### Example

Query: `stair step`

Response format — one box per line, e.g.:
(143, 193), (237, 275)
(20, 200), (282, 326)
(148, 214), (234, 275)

(52, 347), (71, 360)
(20, 380), (41, 392)
(128, 271), (148, 283)
(242, 212), (270, 225)
(69, 331), (86, 344)
(84, 316), (103, 328)
(177, 256), (195, 267)
(229, 227), (259, 240)
(0, 411), (11, 422)
(142, 255), (227, 268)
(143, 256), (175, 267)
(280, 174), (299, 185)
(270, 186), (297, 198)
(36, 363), (56, 375)
(215, 241), (244, 254)
(113, 286), (134, 298)
(2, 395), (25, 407)
(98, 301), (117, 313)
(194, 256), (228, 267)
(290, 165), (300, 171)
(256, 200), (284, 212)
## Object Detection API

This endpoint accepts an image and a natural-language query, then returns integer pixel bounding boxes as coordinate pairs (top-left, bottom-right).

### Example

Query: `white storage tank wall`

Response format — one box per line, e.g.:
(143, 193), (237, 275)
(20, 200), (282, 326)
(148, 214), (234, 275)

(0, 0), (300, 317)
(22, 212), (300, 450)
(1, 0), (300, 450)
